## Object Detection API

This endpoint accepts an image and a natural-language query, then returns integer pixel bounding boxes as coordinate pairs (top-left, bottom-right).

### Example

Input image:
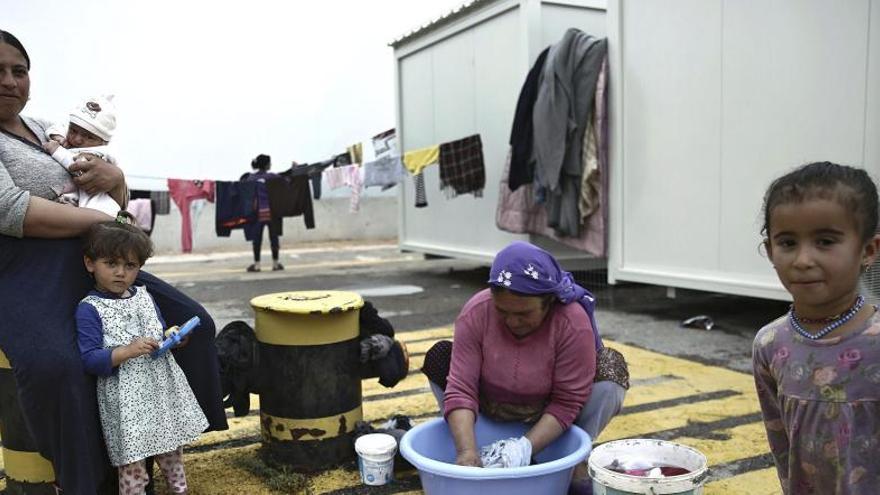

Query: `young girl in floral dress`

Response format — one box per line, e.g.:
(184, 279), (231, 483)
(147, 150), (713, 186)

(76, 215), (208, 494)
(754, 162), (880, 494)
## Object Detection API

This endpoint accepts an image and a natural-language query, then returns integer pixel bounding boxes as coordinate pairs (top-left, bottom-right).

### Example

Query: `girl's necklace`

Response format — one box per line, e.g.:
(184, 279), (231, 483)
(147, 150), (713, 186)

(789, 295), (865, 340)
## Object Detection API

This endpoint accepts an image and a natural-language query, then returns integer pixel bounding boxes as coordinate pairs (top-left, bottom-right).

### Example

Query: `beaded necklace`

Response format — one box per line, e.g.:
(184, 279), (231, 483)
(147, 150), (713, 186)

(788, 295), (865, 340)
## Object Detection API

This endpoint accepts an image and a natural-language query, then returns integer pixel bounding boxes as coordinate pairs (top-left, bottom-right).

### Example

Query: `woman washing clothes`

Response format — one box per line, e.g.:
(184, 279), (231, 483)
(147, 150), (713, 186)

(0, 30), (227, 493)
(422, 241), (628, 489)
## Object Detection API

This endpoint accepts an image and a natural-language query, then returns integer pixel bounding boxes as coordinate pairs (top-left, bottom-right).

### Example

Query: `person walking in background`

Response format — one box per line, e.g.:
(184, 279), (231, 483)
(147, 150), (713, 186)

(754, 162), (880, 494)
(241, 153), (283, 272)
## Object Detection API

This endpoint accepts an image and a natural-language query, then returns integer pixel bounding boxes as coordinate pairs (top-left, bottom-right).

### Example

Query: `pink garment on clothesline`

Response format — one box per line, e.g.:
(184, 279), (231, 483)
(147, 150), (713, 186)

(126, 198), (153, 232)
(167, 179), (215, 253)
(323, 164), (363, 212)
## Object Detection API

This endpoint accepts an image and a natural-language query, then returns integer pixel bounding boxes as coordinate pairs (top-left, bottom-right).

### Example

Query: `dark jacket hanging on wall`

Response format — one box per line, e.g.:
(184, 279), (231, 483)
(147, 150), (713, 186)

(508, 46), (550, 192)
(265, 176), (315, 230)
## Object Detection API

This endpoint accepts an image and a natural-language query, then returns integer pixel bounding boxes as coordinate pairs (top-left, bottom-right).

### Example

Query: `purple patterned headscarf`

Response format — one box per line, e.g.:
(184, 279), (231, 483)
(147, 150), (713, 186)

(489, 241), (603, 349)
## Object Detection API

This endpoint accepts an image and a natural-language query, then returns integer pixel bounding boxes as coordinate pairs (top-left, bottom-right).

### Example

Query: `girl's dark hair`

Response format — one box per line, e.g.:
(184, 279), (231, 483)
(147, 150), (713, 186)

(0, 30), (30, 69)
(252, 154), (271, 171)
(83, 220), (154, 265)
(489, 285), (555, 308)
(762, 161), (879, 242)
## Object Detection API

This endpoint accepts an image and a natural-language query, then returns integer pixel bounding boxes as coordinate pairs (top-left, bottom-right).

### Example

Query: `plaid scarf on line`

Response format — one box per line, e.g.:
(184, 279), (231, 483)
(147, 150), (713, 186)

(439, 134), (486, 198)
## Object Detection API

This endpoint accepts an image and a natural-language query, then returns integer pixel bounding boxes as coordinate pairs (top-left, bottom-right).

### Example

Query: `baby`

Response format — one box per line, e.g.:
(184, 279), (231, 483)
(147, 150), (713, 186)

(44, 95), (121, 216)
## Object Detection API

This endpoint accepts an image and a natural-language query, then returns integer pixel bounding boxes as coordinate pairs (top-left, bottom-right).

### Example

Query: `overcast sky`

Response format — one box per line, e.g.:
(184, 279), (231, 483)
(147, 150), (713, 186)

(3, 0), (465, 189)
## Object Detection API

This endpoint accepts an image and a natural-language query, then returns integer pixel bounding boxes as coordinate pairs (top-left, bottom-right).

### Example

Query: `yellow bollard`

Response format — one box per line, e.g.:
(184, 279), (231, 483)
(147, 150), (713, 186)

(0, 349), (56, 495)
(250, 291), (364, 470)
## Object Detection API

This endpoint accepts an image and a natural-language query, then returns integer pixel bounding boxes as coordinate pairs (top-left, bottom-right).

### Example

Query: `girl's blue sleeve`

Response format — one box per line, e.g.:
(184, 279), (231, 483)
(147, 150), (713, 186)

(75, 303), (115, 377)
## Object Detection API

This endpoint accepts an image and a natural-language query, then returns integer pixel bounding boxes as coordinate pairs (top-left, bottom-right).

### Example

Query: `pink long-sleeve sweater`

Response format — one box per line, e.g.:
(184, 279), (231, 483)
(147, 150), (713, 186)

(444, 289), (596, 428)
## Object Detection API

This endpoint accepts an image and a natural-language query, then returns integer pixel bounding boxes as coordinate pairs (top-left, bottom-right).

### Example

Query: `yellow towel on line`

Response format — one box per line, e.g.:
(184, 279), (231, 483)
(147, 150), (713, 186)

(403, 145), (440, 175)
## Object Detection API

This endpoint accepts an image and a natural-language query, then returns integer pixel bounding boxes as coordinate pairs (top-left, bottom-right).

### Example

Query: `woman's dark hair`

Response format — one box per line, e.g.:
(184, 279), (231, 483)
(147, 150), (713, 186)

(252, 154), (271, 171)
(83, 219), (154, 266)
(489, 285), (555, 308)
(0, 30), (30, 69)
(762, 161), (879, 242)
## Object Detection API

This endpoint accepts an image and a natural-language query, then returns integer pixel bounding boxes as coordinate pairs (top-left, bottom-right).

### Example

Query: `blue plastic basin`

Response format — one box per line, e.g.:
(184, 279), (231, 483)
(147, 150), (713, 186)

(400, 416), (591, 495)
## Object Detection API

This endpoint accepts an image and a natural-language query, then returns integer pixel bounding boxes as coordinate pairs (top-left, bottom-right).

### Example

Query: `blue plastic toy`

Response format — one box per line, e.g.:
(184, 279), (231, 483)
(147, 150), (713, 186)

(152, 316), (201, 358)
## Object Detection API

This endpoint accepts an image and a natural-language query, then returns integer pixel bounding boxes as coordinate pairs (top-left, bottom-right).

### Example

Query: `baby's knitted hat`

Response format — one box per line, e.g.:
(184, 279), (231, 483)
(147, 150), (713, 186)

(69, 95), (116, 142)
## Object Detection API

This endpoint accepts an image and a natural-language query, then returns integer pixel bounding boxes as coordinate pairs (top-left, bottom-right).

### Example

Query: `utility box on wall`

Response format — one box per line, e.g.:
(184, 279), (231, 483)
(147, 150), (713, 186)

(392, 0), (608, 265)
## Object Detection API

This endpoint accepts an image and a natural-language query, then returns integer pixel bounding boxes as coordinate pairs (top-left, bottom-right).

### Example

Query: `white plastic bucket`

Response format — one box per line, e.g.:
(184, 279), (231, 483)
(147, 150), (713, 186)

(588, 439), (709, 495)
(355, 433), (398, 486)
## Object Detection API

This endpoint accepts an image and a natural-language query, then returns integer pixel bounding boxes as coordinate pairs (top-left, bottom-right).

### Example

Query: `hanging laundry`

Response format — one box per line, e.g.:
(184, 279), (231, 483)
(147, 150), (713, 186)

(347, 142), (363, 164)
(371, 129), (397, 158)
(404, 145), (438, 208)
(281, 161), (332, 200)
(215, 181), (258, 236)
(126, 198), (153, 233)
(266, 176), (315, 229)
(438, 134), (485, 198)
(579, 57), (607, 219)
(129, 189), (158, 235)
(334, 151), (353, 167)
(402, 145), (439, 176)
(167, 179), (215, 253)
(189, 198), (208, 240)
(323, 164), (363, 212)
(413, 173), (428, 208)
(532, 29), (607, 237)
(364, 155), (404, 190)
(150, 190), (170, 215)
(495, 150), (605, 256)
(508, 46), (550, 191)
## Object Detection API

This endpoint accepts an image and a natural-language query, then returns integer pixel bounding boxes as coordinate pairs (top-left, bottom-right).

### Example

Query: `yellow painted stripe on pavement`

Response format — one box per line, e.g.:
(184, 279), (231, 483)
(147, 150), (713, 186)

(363, 390), (439, 421)
(403, 338), (449, 356)
(601, 392), (758, 443)
(618, 374), (730, 408)
(705, 467), (781, 494)
(363, 372), (426, 396)
(396, 326), (453, 342)
(674, 422), (769, 466)
(612, 341), (754, 391)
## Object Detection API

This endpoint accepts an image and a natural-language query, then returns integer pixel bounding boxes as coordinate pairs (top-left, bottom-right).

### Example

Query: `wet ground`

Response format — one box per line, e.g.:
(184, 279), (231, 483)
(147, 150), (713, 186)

(0, 241), (788, 494)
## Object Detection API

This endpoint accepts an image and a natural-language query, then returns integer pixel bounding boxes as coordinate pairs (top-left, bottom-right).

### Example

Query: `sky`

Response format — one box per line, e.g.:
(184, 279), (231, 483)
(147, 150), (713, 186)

(3, 0), (466, 190)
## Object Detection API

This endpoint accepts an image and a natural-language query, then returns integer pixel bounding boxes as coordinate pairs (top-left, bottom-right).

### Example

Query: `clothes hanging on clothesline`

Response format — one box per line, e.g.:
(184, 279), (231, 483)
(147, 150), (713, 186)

(283, 161), (332, 200)
(126, 198), (153, 233)
(347, 142), (363, 165)
(215, 181), (258, 237)
(324, 164), (363, 212)
(266, 176), (315, 229)
(363, 155), (404, 190)
(439, 134), (485, 198)
(364, 129), (403, 191)
(372, 129), (398, 158)
(167, 179), (215, 253)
